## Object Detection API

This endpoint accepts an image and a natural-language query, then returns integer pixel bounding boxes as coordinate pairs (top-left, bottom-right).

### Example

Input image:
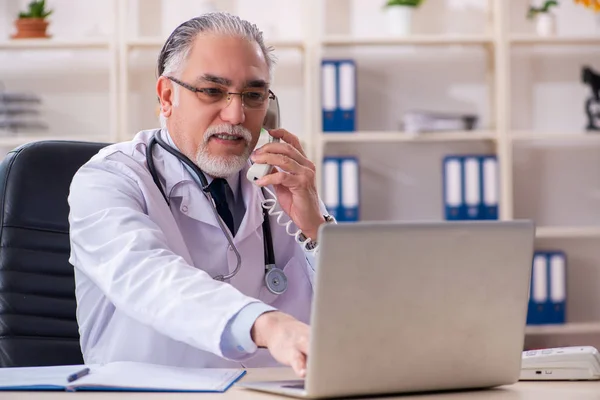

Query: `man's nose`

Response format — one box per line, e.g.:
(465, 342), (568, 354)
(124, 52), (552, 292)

(220, 95), (245, 125)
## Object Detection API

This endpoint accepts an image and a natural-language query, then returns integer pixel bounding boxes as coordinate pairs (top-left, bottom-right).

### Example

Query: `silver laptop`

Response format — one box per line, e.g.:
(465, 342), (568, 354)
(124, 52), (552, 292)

(239, 220), (535, 399)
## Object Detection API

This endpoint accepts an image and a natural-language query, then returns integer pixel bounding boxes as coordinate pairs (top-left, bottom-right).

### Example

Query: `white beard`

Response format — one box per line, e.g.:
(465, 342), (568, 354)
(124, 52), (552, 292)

(195, 124), (253, 178)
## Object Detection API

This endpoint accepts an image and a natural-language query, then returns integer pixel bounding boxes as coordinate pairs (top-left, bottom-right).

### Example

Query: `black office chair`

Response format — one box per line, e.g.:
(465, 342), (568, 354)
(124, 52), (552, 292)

(0, 140), (109, 367)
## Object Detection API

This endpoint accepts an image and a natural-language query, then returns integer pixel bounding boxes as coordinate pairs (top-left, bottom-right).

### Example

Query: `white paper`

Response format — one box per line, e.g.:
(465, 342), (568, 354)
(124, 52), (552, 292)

(71, 362), (244, 392)
(0, 364), (86, 389)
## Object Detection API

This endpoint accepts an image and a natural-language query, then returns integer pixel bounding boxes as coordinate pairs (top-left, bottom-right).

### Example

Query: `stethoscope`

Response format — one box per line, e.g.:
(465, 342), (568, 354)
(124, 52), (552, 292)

(145, 131), (288, 295)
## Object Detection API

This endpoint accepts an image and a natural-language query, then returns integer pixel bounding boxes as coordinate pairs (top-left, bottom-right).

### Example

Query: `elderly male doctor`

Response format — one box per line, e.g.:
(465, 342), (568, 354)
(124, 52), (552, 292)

(68, 12), (333, 378)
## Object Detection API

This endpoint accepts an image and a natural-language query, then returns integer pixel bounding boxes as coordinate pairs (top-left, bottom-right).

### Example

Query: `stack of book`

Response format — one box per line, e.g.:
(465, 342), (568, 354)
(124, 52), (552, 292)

(0, 91), (47, 135)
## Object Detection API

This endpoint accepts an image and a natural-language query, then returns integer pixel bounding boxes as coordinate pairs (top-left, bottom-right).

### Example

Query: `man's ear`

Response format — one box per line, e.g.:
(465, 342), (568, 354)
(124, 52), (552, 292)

(156, 76), (174, 118)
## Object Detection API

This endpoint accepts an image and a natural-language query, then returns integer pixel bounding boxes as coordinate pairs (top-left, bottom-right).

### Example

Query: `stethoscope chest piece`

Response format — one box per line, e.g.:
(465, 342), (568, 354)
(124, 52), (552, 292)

(265, 265), (287, 295)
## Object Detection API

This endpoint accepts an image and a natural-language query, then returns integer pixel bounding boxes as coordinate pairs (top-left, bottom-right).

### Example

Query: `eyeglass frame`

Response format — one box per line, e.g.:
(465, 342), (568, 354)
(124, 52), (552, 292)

(165, 75), (276, 110)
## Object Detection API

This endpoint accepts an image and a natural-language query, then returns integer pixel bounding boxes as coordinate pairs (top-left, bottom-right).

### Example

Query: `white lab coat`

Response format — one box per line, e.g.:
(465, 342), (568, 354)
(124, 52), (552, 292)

(68, 128), (320, 368)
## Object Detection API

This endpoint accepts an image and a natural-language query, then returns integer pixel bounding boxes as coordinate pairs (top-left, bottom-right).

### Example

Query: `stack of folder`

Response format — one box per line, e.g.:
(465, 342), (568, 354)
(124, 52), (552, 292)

(527, 251), (567, 325)
(322, 156), (360, 222)
(442, 154), (499, 220)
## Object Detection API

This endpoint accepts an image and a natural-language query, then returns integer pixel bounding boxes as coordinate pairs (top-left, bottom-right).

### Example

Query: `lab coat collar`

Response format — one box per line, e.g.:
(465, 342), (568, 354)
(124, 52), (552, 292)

(156, 129), (264, 240)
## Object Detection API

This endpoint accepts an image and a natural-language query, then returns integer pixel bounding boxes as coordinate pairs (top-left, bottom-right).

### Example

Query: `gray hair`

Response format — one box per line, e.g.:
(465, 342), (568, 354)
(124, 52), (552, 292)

(158, 12), (276, 80)
(157, 12), (276, 128)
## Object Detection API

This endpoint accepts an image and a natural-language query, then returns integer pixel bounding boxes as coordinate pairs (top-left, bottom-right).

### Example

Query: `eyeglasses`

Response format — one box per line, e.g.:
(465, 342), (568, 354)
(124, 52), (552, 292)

(166, 76), (275, 110)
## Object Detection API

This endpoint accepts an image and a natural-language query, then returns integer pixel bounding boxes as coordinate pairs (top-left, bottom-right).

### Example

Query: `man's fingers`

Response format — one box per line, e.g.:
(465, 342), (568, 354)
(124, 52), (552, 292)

(255, 171), (299, 188)
(290, 351), (307, 378)
(268, 129), (306, 158)
(255, 142), (314, 170)
(297, 334), (310, 356)
(251, 153), (303, 175)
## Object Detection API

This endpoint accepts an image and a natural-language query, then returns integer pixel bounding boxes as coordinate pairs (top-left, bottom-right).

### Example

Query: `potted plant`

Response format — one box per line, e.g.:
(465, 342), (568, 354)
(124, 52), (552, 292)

(527, 1), (559, 36)
(12, 0), (53, 39)
(383, 0), (424, 36)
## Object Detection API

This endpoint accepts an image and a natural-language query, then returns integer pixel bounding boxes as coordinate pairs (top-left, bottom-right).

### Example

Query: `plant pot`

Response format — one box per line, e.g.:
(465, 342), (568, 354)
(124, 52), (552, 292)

(384, 6), (414, 36)
(11, 18), (50, 39)
(535, 13), (556, 36)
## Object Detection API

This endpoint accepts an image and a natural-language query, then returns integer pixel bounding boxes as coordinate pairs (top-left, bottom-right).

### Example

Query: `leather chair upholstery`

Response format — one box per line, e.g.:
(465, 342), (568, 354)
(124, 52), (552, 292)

(0, 140), (108, 367)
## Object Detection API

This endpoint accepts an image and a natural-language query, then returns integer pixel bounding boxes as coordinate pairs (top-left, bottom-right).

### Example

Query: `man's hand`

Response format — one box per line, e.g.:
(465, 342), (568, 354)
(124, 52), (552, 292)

(251, 311), (309, 378)
(250, 129), (325, 242)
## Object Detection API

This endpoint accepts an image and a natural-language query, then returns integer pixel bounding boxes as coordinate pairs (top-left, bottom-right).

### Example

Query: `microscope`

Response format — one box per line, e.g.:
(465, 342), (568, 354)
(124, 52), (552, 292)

(582, 66), (600, 131)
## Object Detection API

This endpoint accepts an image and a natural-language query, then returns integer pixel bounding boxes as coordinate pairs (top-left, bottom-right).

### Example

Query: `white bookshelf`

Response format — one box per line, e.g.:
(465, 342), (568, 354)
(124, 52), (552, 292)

(319, 131), (498, 143)
(510, 35), (600, 45)
(321, 34), (494, 46)
(126, 37), (305, 50)
(0, 38), (111, 49)
(2, 0), (600, 350)
(526, 322), (600, 336)
(0, 135), (109, 147)
(535, 226), (600, 239)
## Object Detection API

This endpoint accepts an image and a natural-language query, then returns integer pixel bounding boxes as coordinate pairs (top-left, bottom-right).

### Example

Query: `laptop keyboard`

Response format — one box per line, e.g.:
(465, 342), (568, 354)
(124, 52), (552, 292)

(283, 383), (305, 390)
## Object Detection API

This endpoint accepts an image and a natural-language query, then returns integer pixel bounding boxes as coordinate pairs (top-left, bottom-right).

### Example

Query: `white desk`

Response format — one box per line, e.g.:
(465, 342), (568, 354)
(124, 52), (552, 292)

(3, 368), (600, 399)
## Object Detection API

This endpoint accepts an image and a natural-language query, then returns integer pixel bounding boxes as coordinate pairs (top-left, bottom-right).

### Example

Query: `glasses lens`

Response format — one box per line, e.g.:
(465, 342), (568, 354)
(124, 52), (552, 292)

(197, 88), (226, 104)
(243, 91), (269, 109)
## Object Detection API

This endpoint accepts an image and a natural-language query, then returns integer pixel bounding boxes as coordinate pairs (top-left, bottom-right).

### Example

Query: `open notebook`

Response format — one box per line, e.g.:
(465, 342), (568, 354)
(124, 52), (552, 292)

(0, 362), (245, 392)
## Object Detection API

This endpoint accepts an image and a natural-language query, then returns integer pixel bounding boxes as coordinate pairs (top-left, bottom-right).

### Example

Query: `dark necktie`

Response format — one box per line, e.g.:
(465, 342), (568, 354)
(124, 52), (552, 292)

(207, 178), (235, 235)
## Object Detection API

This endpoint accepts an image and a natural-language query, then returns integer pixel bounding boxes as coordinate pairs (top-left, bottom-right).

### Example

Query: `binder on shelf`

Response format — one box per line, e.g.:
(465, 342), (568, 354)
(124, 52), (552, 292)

(442, 154), (499, 221)
(322, 156), (360, 222)
(340, 157), (360, 222)
(321, 59), (356, 132)
(322, 157), (340, 220)
(527, 253), (548, 325)
(464, 156), (481, 220)
(548, 252), (567, 324)
(480, 155), (498, 220)
(442, 155), (463, 220)
(526, 251), (567, 325)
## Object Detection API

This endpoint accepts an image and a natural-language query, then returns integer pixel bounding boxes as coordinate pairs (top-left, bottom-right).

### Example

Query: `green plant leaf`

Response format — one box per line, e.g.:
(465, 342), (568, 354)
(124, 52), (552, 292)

(527, 0), (559, 19)
(18, 0), (52, 19)
(384, 0), (423, 7)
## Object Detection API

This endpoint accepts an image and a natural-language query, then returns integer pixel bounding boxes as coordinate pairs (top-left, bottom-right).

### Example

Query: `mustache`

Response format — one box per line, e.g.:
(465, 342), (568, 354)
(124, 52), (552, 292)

(203, 125), (252, 143)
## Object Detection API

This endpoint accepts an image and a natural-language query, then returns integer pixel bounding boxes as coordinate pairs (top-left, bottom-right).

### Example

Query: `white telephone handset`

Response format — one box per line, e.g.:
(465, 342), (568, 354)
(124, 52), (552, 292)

(245, 94), (317, 252)
(246, 128), (280, 183)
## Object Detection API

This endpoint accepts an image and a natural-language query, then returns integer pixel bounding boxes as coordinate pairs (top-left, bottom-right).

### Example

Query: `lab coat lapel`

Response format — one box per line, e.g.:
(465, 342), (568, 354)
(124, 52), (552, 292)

(172, 183), (222, 229)
(145, 132), (224, 229)
(234, 168), (265, 244)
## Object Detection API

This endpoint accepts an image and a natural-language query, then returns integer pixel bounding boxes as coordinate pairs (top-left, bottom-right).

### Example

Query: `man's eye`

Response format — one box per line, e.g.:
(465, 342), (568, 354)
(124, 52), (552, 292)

(244, 92), (264, 101)
(200, 88), (224, 97)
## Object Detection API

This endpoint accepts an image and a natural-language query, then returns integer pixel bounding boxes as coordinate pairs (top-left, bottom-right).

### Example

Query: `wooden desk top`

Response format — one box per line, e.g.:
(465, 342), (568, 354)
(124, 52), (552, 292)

(3, 368), (600, 399)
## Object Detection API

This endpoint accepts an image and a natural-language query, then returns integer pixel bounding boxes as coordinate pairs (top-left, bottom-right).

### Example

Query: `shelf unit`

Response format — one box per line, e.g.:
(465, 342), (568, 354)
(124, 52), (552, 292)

(0, 38), (111, 49)
(526, 322), (600, 336)
(0, 0), (119, 151)
(318, 131), (498, 143)
(2, 0), (600, 349)
(321, 35), (494, 46)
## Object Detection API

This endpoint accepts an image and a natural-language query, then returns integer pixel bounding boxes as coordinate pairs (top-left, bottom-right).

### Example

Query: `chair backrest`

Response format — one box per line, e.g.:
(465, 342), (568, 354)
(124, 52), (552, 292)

(0, 140), (109, 367)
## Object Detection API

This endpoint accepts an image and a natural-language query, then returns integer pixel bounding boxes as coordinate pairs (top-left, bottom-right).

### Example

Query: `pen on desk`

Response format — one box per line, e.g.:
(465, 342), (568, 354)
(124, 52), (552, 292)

(67, 367), (90, 382)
